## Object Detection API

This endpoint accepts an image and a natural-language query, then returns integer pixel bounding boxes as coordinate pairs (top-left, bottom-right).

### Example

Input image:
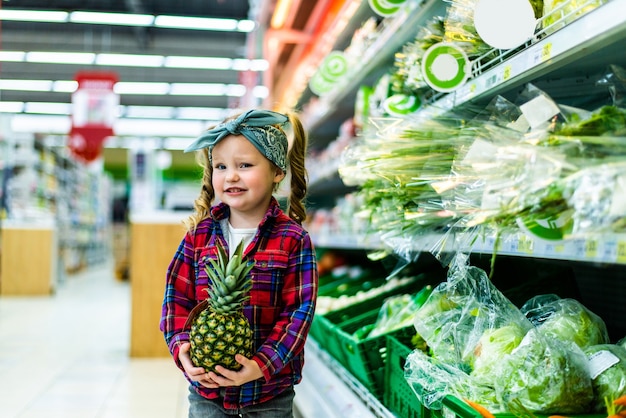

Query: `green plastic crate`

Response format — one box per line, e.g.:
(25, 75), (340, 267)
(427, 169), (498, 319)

(384, 333), (430, 418)
(336, 321), (417, 399)
(310, 277), (420, 352)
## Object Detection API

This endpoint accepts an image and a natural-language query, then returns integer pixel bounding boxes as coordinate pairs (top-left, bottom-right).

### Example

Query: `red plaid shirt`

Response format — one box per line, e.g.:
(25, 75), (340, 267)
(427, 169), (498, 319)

(160, 198), (318, 409)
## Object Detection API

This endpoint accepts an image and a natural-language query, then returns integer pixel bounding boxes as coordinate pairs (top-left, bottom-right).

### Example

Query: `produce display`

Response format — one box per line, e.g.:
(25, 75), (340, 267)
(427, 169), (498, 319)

(404, 254), (622, 416)
(338, 68), (626, 260)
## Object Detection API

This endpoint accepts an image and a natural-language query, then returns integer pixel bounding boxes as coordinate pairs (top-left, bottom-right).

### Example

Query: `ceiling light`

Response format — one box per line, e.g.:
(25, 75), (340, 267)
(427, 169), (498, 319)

(115, 82), (170, 95)
(115, 118), (204, 137)
(52, 80), (79, 93)
(11, 115), (70, 134)
(225, 84), (247, 97)
(125, 106), (174, 119)
(0, 51), (26, 61)
(249, 59), (269, 72)
(176, 107), (227, 120)
(0, 79), (53, 91)
(154, 15), (238, 31)
(237, 20), (256, 32)
(0, 102), (25, 113)
(96, 53), (164, 67)
(0, 9), (68, 22)
(69, 11), (154, 26)
(0, 9), (253, 33)
(24, 102), (72, 115)
(169, 83), (226, 96)
(164, 56), (232, 70)
(252, 85), (269, 99)
(26, 51), (95, 65)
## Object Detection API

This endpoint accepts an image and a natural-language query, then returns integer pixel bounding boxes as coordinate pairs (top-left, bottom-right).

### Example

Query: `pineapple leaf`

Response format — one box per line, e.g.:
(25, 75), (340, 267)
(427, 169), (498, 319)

(215, 241), (229, 269)
(225, 254), (240, 278)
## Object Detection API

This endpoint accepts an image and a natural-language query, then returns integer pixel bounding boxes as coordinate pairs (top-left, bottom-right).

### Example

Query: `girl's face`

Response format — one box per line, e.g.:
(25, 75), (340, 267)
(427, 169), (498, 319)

(211, 134), (285, 227)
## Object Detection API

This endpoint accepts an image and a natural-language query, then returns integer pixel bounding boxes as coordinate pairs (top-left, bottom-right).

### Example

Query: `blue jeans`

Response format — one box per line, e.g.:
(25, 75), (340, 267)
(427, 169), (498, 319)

(188, 386), (295, 418)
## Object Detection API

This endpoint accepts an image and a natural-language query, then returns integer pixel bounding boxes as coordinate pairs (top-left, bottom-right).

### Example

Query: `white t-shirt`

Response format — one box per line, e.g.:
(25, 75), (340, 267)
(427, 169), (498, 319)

(221, 219), (256, 257)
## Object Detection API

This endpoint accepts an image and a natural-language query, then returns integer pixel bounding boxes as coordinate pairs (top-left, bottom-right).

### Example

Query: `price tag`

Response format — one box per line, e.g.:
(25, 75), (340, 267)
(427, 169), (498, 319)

(617, 241), (626, 263)
(585, 239), (598, 259)
(541, 43), (552, 62)
(601, 240), (616, 261)
(503, 65), (512, 81)
(518, 235), (533, 254)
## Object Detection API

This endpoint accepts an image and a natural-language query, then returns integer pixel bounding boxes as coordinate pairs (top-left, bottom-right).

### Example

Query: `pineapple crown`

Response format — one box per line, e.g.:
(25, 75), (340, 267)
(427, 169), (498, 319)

(204, 239), (255, 315)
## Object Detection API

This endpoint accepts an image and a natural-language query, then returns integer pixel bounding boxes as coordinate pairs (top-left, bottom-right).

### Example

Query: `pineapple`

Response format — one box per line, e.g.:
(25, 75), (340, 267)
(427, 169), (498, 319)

(187, 239), (255, 373)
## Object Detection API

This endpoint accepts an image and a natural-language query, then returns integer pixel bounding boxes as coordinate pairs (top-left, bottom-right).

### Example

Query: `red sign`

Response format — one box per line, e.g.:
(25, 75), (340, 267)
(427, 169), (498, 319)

(69, 71), (119, 162)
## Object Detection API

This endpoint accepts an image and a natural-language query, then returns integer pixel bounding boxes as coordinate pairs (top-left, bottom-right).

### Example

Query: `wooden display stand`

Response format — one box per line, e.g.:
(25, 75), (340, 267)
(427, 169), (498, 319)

(129, 212), (187, 357)
(1, 221), (57, 296)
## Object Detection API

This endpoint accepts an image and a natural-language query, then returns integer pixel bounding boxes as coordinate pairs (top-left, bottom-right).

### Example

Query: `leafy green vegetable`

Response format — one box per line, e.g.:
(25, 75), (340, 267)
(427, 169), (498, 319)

(584, 344), (626, 412)
(522, 295), (609, 350)
(496, 328), (594, 414)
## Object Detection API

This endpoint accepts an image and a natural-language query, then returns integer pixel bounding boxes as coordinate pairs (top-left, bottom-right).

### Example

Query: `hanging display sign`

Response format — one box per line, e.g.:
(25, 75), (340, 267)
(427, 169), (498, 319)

(421, 42), (471, 93)
(368, 0), (410, 17)
(69, 71), (119, 163)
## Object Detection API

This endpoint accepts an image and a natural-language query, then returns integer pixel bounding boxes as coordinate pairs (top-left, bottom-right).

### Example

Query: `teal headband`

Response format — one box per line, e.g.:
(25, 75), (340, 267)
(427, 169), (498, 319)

(184, 109), (289, 172)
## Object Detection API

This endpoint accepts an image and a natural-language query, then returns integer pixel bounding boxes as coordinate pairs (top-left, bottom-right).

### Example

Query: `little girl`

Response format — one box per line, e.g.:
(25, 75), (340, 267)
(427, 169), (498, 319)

(160, 109), (318, 417)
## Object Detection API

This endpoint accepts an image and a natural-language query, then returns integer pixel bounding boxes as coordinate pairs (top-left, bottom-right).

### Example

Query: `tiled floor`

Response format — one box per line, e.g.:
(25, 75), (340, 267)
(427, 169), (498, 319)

(0, 261), (190, 418)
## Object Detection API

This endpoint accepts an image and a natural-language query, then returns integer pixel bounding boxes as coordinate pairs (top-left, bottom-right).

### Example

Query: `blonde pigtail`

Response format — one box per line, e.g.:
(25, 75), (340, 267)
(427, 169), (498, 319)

(286, 112), (309, 225)
(184, 148), (215, 231)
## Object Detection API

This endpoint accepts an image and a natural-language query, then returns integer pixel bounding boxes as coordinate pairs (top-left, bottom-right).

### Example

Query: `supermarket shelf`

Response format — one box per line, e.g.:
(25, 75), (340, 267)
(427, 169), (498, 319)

(295, 339), (396, 418)
(303, 0), (448, 135)
(422, 0), (626, 115)
(313, 230), (626, 265)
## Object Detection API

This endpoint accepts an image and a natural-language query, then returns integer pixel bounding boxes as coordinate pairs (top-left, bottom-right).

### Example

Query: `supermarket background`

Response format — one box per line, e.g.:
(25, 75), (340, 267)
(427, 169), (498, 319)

(1, 0), (626, 417)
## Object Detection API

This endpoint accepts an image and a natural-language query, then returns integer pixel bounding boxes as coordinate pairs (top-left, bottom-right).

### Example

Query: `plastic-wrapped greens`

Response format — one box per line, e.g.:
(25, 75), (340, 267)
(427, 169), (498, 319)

(542, 0), (603, 34)
(522, 294), (610, 350)
(494, 328), (593, 414)
(584, 344), (626, 412)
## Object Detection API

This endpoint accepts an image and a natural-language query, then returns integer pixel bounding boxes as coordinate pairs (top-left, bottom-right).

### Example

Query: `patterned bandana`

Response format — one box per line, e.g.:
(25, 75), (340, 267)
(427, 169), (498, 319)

(184, 109), (289, 172)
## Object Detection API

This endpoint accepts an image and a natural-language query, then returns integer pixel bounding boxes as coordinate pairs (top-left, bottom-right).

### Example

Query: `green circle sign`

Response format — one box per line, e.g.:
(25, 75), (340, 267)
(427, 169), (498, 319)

(421, 42), (470, 93)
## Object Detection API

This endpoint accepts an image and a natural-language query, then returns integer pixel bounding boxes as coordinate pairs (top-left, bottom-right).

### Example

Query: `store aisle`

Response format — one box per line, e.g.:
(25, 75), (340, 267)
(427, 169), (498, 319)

(0, 261), (190, 418)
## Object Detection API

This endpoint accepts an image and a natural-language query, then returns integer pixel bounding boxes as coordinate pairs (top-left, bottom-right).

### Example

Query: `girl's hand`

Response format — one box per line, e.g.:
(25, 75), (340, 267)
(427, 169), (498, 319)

(178, 342), (219, 389)
(208, 354), (264, 387)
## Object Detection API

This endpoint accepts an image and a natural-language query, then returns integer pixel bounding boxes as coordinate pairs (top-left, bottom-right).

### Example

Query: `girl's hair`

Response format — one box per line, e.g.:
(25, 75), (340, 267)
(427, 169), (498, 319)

(184, 111), (309, 231)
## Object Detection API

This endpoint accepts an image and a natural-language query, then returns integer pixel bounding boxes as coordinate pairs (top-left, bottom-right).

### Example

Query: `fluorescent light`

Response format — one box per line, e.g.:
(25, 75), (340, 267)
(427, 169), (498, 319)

(225, 84), (247, 97)
(11, 115), (70, 134)
(176, 107), (227, 120)
(26, 51), (95, 65)
(1, 50), (266, 72)
(0, 9), (68, 22)
(0, 79), (53, 91)
(96, 53), (164, 67)
(237, 20), (256, 32)
(69, 11), (154, 26)
(164, 56), (232, 70)
(115, 118), (204, 136)
(125, 106), (174, 119)
(115, 82), (170, 95)
(0, 9), (253, 33)
(154, 15), (238, 31)
(0, 51), (26, 61)
(52, 80), (78, 93)
(231, 58), (269, 72)
(0, 102), (24, 113)
(169, 83), (226, 96)
(249, 59), (269, 72)
(252, 85), (269, 99)
(24, 102), (71, 115)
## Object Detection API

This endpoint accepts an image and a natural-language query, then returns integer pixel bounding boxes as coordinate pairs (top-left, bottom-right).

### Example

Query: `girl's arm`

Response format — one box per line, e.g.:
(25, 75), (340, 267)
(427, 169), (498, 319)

(160, 232), (198, 369)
